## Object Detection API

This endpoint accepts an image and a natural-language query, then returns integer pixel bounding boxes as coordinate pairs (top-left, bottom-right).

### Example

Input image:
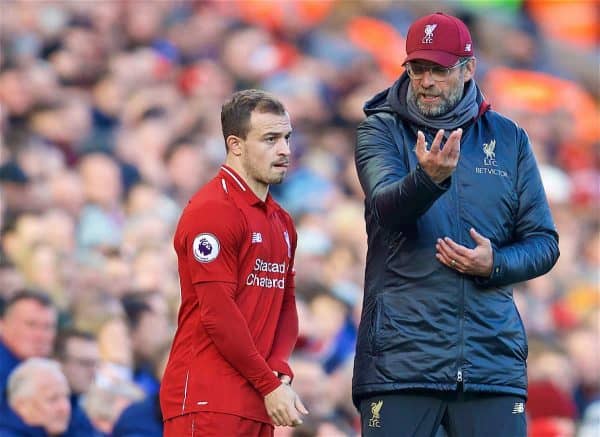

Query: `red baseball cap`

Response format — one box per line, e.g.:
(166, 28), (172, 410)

(404, 12), (473, 67)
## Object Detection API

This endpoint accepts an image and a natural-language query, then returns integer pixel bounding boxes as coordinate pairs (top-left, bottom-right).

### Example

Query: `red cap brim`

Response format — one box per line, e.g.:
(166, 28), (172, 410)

(403, 50), (460, 68)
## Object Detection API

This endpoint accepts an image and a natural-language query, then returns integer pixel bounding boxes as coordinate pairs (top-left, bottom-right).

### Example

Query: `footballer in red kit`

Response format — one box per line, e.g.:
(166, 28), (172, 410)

(160, 90), (308, 437)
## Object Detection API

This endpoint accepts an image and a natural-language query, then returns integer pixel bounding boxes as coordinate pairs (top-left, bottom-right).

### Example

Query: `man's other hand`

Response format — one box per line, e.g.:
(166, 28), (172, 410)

(264, 383), (309, 427)
(436, 228), (493, 277)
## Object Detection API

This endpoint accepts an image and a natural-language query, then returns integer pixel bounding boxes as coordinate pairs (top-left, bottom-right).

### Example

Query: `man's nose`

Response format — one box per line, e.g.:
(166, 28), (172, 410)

(420, 70), (436, 87)
(277, 139), (291, 156)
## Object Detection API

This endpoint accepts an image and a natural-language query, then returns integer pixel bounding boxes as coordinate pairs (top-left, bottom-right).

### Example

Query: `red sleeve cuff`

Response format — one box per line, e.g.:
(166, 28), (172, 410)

(267, 358), (294, 382)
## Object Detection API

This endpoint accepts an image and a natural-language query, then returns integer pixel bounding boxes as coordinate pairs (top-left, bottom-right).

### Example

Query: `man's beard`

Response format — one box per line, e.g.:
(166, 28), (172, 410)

(412, 81), (464, 117)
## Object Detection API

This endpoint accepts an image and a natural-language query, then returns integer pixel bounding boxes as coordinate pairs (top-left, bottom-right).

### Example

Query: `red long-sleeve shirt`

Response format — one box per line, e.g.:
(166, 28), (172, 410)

(160, 166), (298, 424)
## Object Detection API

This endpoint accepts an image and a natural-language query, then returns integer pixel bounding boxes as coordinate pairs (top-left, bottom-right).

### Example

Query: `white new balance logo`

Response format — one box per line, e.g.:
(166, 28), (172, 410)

(251, 232), (263, 243)
(512, 402), (525, 414)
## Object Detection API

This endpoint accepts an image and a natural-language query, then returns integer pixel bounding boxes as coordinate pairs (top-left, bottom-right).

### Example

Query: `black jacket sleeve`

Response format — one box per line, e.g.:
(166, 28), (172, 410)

(355, 114), (450, 231)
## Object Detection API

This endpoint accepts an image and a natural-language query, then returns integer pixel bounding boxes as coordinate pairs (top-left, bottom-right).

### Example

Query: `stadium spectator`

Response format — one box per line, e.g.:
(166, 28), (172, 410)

(0, 358), (70, 436)
(122, 294), (171, 396)
(82, 379), (145, 435)
(112, 342), (171, 437)
(54, 331), (99, 393)
(0, 290), (57, 396)
(54, 329), (99, 432)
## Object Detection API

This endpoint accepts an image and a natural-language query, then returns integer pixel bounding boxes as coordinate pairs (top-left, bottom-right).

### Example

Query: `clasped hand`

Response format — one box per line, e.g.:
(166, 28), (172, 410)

(264, 380), (308, 427)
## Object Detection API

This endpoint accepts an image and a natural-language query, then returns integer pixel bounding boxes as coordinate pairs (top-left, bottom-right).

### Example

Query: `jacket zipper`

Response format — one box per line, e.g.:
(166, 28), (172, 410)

(457, 279), (465, 390)
(372, 295), (383, 354)
(454, 135), (466, 390)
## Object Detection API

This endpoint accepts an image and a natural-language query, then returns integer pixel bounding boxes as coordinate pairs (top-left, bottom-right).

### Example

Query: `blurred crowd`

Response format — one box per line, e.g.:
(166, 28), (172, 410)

(0, 1), (597, 436)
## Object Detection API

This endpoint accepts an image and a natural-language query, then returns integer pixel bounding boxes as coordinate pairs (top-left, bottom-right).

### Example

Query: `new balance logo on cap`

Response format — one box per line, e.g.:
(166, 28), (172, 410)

(251, 232), (263, 243)
(512, 402), (525, 414)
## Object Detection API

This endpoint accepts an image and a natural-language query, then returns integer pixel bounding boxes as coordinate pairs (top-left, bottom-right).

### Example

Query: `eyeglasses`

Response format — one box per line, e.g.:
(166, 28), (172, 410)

(405, 58), (471, 81)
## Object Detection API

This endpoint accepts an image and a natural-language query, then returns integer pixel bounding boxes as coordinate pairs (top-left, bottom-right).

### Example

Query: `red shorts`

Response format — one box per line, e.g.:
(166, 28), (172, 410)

(164, 412), (274, 437)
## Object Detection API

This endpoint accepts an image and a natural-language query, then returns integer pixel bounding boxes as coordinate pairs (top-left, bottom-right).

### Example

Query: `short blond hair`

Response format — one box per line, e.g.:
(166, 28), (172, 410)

(7, 358), (65, 407)
(82, 380), (144, 423)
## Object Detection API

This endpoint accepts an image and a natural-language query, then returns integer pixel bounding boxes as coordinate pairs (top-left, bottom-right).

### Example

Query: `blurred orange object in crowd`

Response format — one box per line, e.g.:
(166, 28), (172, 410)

(526, 0), (599, 49)
(484, 68), (599, 147)
(346, 16), (406, 80)
(232, 0), (337, 31)
(564, 283), (600, 318)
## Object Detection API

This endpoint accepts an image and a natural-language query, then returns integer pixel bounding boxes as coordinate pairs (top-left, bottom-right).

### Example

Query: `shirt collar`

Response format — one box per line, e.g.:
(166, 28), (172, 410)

(220, 165), (272, 208)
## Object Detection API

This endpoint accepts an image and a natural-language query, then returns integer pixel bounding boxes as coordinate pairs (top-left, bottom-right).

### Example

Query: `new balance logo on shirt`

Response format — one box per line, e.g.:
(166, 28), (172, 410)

(251, 232), (262, 243)
(512, 402), (525, 414)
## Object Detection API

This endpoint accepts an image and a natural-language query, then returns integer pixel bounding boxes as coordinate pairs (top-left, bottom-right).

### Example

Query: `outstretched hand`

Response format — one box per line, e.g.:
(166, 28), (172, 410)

(415, 128), (462, 184)
(436, 228), (493, 277)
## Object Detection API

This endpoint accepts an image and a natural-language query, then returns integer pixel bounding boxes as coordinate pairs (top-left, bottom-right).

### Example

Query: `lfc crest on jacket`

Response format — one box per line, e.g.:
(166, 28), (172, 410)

(483, 139), (497, 166)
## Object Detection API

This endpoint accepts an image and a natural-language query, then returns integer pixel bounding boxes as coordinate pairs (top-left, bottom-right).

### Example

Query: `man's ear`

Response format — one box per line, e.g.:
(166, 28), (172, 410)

(226, 135), (243, 156)
(11, 396), (27, 418)
(463, 58), (476, 83)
